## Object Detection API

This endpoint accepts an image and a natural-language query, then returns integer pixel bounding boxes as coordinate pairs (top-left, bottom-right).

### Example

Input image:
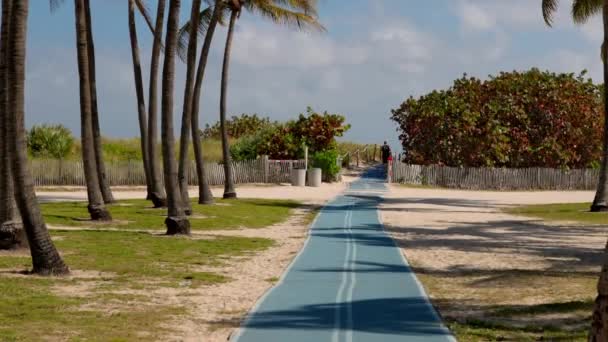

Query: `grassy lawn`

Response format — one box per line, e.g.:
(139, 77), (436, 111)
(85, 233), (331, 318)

(504, 202), (608, 225)
(42, 198), (299, 231)
(0, 230), (274, 340)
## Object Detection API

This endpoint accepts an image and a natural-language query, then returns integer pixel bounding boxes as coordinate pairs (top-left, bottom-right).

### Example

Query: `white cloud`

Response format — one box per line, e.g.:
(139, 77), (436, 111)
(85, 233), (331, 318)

(458, 1), (495, 31)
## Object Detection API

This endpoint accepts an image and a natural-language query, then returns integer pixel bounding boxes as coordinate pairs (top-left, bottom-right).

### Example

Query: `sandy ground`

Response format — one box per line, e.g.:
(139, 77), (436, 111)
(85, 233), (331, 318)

(35, 178), (358, 341)
(380, 186), (606, 325)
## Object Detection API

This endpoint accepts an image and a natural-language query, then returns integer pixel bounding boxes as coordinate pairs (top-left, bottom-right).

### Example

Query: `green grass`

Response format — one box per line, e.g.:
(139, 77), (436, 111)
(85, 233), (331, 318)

(33, 137), (227, 163)
(504, 202), (608, 225)
(449, 320), (587, 342)
(0, 229), (275, 340)
(0, 276), (184, 341)
(42, 198), (299, 231)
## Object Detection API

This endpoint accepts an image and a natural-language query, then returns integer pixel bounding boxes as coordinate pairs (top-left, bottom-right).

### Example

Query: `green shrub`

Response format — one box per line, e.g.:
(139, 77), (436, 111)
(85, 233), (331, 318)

(27, 124), (74, 159)
(230, 135), (259, 161)
(311, 149), (341, 182)
(391, 69), (603, 168)
(200, 113), (275, 140)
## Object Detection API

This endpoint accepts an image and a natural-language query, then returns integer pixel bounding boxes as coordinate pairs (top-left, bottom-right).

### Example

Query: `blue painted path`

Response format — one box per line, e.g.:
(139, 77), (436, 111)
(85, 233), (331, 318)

(231, 166), (455, 342)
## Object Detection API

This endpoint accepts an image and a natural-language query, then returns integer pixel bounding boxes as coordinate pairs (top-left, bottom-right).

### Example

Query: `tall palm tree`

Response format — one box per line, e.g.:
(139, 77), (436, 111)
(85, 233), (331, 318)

(83, 0), (114, 204)
(0, 0), (24, 250)
(177, 0), (204, 215)
(128, 0), (153, 202)
(6, 0), (69, 275)
(543, 0), (608, 338)
(218, 0), (324, 199)
(74, 0), (111, 221)
(162, 0), (190, 235)
(189, 3), (223, 205)
(147, 0), (168, 208)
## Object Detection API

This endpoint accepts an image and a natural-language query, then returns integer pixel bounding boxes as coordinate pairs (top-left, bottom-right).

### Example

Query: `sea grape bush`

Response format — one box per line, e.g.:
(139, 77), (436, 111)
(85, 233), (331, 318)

(390, 69), (604, 168)
(230, 107), (350, 161)
(200, 113), (275, 139)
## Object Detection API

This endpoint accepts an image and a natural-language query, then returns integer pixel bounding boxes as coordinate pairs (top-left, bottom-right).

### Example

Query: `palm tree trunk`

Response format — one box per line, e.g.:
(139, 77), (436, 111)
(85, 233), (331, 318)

(0, 0), (24, 250)
(147, 0), (167, 208)
(219, 9), (238, 199)
(75, 0), (111, 221)
(191, 3), (221, 205)
(177, 0), (202, 215)
(127, 0), (152, 201)
(83, 0), (114, 204)
(589, 3), (608, 339)
(162, 0), (190, 235)
(7, 0), (68, 275)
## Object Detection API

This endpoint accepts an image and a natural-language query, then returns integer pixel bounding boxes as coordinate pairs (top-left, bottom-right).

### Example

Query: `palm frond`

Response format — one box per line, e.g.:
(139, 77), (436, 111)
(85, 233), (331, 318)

(177, 6), (215, 62)
(268, 0), (319, 17)
(572, 0), (602, 24)
(542, 0), (560, 26)
(244, 1), (325, 32)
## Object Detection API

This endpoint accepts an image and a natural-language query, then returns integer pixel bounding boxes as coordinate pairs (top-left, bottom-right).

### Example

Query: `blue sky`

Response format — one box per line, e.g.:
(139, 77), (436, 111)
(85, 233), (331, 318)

(24, 1), (605, 152)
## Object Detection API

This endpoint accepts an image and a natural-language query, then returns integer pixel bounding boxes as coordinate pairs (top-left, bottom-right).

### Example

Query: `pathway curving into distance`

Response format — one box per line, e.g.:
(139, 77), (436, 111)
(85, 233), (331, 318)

(231, 165), (456, 342)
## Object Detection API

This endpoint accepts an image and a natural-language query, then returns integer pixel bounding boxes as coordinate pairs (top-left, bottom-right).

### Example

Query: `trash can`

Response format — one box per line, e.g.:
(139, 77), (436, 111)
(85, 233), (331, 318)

(291, 168), (306, 187)
(307, 168), (322, 187)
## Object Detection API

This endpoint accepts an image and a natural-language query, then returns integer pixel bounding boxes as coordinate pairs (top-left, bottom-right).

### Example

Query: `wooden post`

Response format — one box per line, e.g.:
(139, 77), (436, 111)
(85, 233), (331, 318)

(304, 145), (308, 170)
(356, 150), (360, 168)
(263, 155), (269, 183)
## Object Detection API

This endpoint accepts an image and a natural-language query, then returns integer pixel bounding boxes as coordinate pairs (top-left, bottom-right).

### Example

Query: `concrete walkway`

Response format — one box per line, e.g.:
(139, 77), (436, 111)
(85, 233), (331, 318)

(231, 166), (455, 342)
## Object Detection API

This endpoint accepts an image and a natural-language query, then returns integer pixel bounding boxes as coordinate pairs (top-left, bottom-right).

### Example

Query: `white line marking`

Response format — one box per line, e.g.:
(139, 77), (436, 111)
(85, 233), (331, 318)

(345, 208), (356, 342)
(332, 204), (351, 342)
(229, 205), (325, 342)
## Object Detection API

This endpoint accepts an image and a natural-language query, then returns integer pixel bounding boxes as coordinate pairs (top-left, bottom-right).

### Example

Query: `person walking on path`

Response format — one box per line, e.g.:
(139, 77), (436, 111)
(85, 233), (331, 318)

(381, 141), (391, 164)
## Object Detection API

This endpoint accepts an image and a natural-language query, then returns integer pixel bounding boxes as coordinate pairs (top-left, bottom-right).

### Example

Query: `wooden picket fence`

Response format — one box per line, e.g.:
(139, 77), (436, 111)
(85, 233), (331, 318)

(30, 157), (306, 186)
(391, 162), (600, 190)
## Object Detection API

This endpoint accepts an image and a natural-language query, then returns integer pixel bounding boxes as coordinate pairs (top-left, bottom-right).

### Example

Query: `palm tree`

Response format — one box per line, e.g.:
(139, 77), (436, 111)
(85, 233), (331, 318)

(74, 0), (111, 221)
(147, 0), (168, 208)
(162, 0), (190, 235)
(543, 0), (608, 338)
(6, 0), (69, 275)
(0, 0), (24, 250)
(83, 0), (114, 204)
(217, 0), (323, 199)
(128, 0), (153, 202)
(189, 3), (223, 205)
(177, 0), (204, 215)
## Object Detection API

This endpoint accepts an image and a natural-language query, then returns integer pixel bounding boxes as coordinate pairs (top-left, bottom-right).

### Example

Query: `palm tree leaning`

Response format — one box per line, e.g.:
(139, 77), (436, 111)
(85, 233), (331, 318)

(188, 3), (223, 205)
(162, 0), (190, 235)
(176, 0), (204, 215)
(83, 0), (114, 204)
(127, 0), (154, 205)
(177, 2), (225, 205)
(147, 0), (168, 208)
(0, 0), (25, 250)
(543, 0), (608, 338)
(218, 0), (324, 199)
(74, 0), (111, 221)
(5, 0), (69, 275)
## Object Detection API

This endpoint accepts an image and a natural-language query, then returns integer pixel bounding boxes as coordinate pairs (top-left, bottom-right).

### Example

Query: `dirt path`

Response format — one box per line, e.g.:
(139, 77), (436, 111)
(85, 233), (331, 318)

(379, 186), (604, 333)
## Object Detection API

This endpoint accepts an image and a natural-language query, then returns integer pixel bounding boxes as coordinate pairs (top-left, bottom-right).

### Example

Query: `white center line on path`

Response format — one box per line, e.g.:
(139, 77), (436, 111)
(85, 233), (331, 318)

(345, 207), (356, 342)
(332, 202), (353, 342)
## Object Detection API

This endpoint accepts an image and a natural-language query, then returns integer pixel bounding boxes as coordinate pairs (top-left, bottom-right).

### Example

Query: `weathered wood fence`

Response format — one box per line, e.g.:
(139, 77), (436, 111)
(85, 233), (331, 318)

(392, 162), (600, 190)
(30, 158), (306, 186)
